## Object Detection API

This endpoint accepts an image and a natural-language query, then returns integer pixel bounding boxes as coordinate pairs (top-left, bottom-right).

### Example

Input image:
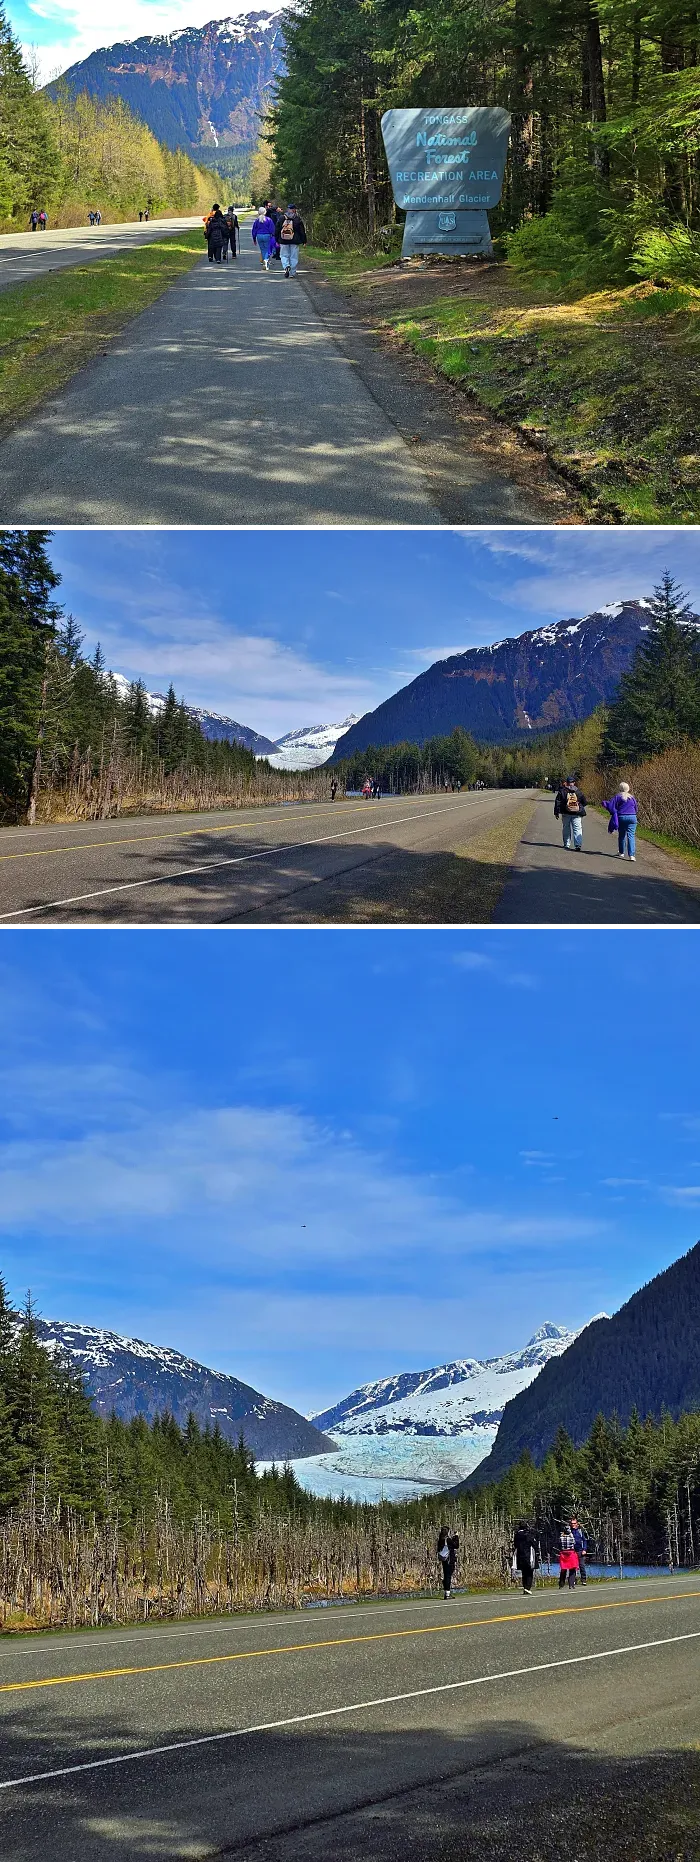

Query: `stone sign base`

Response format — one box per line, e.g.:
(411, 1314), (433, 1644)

(401, 209), (493, 258)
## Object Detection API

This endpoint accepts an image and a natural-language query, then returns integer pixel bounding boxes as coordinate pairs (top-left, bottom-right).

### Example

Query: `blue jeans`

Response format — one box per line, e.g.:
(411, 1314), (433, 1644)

(618, 818), (636, 856)
(562, 814), (583, 849)
(256, 235), (272, 263)
(281, 243), (299, 274)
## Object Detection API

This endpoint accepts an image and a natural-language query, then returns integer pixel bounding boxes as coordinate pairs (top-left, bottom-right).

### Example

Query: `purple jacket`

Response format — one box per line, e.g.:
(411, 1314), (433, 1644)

(252, 216), (276, 245)
(604, 792), (638, 830)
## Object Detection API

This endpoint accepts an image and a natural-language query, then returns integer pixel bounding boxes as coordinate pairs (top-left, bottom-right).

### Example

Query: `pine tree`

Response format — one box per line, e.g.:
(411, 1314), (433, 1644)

(0, 530), (63, 814)
(603, 571), (700, 761)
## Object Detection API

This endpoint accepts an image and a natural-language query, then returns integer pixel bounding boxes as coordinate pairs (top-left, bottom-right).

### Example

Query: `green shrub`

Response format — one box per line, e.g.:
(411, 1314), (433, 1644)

(507, 183), (638, 292)
(632, 225), (700, 287)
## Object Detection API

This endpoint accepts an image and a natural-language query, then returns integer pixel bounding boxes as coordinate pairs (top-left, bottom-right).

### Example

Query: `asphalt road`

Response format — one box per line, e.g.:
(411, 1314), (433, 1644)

(0, 791), (532, 926)
(1, 1576), (699, 1861)
(0, 239), (541, 525)
(494, 797), (700, 923)
(0, 217), (203, 292)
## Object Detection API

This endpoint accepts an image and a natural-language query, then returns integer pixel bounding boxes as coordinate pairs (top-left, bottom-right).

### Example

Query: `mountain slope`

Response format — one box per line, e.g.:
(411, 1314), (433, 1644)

(36, 1319), (333, 1460)
(265, 716), (363, 770)
(330, 600), (697, 755)
(47, 13), (285, 179)
(463, 1242), (700, 1489)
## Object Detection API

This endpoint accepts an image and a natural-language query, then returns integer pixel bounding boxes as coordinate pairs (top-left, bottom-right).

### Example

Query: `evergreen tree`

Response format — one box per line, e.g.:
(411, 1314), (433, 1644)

(0, 5), (60, 222)
(603, 571), (700, 761)
(0, 530), (62, 814)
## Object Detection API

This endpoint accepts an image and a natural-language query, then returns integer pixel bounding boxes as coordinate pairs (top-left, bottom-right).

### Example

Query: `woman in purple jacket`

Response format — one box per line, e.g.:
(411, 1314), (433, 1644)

(604, 780), (639, 860)
(251, 209), (276, 270)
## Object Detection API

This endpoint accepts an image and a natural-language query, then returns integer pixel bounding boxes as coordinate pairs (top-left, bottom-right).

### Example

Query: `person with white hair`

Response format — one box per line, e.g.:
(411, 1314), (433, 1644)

(603, 780), (639, 859)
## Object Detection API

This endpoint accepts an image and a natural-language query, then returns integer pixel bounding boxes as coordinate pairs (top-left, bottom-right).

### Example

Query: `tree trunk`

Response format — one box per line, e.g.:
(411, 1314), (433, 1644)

(582, 2), (609, 179)
(26, 665), (49, 826)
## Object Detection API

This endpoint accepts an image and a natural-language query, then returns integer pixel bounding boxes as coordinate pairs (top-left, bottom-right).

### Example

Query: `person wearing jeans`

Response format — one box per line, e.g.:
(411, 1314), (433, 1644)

(279, 205), (307, 277)
(251, 209), (277, 270)
(604, 781), (638, 860)
(554, 777), (587, 850)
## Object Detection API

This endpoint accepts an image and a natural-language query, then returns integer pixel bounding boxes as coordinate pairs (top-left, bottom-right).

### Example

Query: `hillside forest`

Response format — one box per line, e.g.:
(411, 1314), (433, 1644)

(272, 0), (700, 290)
(1, 1275), (699, 1630)
(0, 8), (223, 228)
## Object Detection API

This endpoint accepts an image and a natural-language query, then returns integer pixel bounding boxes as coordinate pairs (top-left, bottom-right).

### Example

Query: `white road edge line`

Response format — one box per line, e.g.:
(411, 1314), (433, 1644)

(0, 802), (470, 921)
(1, 1629), (698, 1791)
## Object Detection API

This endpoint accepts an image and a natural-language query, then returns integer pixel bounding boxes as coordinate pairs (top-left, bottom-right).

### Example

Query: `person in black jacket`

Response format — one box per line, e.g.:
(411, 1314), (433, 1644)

(279, 205), (307, 278)
(554, 775), (587, 851)
(437, 1526), (459, 1597)
(205, 206), (228, 263)
(513, 1521), (539, 1593)
(224, 209), (239, 259)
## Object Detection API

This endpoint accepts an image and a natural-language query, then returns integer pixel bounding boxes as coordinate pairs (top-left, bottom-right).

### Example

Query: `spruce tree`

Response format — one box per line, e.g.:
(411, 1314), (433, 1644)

(0, 530), (63, 813)
(603, 571), (700, 761)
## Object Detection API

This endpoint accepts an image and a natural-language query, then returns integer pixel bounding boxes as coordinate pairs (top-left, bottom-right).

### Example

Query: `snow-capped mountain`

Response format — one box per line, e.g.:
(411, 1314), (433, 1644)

(266, 1324), (584, 1501)
(47, 13), (285, 179)
(330, 599), (698, 755)
(34, 1318), (333, 1461)
(264, 716), (364, 770)
(110, 674), (277, 755)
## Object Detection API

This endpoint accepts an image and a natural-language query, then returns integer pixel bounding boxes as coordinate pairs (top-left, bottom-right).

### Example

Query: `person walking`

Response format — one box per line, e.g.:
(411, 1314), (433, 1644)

(225, 209), (239, 259)
(279, 204), (307, 278)
(512, 1521), (539, 1594)
(251, 207), (276, 269)
(205, 205), (229, 263)
(557, 1524), (579, 1590)
(330, 780), (338, 801)
(29, 209), (39, 231)
(603, 781), (639, 860)
(437, 1526), (459, 1597)
(38, 210), (47, 230)
(554, 775), (587, 852)
(570, 1518), (588, 1583)
(266, 202), (283, 260)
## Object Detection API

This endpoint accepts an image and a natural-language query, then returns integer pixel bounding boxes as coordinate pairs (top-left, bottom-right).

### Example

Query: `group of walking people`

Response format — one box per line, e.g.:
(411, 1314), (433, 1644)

(87, 209), (102, 226)
(553, 775), (639, 859)
(203, 206), (240, 263)
(28, 209), (48, 230)
(251, 202), (307, 276)
(512, 1518), (588, 1592)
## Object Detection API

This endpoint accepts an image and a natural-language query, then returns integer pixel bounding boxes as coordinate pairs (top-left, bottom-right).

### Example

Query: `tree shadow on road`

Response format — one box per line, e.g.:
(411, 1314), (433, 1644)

(1, 1708), (698, 1862)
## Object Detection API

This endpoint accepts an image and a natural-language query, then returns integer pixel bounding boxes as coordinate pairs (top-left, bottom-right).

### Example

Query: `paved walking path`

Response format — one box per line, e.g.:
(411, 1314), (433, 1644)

(495, 797), (700, 922)
(0, 242), (543, 525)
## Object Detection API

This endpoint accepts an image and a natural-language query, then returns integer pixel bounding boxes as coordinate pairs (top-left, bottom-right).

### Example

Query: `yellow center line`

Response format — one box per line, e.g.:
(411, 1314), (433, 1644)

(0, 802), (386, 864)
(2, 1587), (698, 1696)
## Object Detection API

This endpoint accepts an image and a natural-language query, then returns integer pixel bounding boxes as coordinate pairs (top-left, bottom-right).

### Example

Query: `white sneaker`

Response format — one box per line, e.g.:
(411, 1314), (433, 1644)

(630, 854), (636, 860)
(618, 852), (625, 858)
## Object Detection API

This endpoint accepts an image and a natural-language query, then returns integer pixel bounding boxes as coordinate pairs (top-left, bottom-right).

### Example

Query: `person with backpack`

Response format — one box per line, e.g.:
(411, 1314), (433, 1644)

(603, 780), (638, 860)
(38, 210), (47, 230)
(279, 204), (307, 278)
(224, 209), (239, 259)
(557, 1524), (579, 1590)
(251, 207), (277, 269)
(570, 1518), (588, 1583)
(266, 202), (283, 260)
(29, 210), (39, 231)
(554, 775), (587, 851)
(437, 1526), (459, 1597)
(512, 1521), (539, 1594)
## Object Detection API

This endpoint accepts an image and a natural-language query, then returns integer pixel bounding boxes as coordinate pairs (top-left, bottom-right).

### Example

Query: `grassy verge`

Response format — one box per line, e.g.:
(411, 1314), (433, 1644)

(0, 230), (204, 432)
(635, 825), (700, 869)
(307, 245), (700, 522)
(390, 280), (700, 523)
(302, 797), (537, 924)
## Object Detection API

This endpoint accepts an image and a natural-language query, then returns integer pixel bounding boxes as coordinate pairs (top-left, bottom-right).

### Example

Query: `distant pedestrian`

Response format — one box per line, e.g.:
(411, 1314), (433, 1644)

(557, 1525), (579, 1590)
(143, 209), (148, 222)
(138, 210), (143, 222)
(512, 1521), (539, 1594)
(330, 780), (338, 801)
(38, 209), (47, 230)
(206, 205), (228, 263)
(570, 1518), (588, 1583)
(437, 1525), (459, 1597)
(362, 778), (372, 798)
(251, 207), (276, 269)
(279, 204), (307, 278)
(603, 781), (638, 861)
(266, 201), (283, 260)
(29, 210), (38, 231)
(554, 775), (587, 852)
(225, 208), (239, 259)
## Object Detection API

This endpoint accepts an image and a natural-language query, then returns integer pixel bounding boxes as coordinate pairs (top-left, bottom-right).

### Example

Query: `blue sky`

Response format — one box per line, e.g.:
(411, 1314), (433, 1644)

(13, 0), (281, 84)
(48, 528), (700, 743)
(1, 928), (698, 1415)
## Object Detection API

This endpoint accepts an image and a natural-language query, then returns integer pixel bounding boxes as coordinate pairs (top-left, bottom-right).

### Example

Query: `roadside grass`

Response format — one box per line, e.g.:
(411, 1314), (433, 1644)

(635, 825), (700, 869)
(0, 230), (204, 433)
(304, 796), (537, 924)
(388, 279), (700, 523)
(306, 245), (397, 286)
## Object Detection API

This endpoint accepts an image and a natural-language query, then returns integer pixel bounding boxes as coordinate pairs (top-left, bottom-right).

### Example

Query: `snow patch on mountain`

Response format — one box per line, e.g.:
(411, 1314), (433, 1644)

(279, 1324), (583, 1500)
(264, 716), (364, 770)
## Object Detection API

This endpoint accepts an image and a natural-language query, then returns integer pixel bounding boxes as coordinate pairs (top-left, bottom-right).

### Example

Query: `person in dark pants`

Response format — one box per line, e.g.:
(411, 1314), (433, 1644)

(513, 1521), (539, 1594)
(206, 206), (228, 263)
(225, 209), (239, 258)
(571, 1518), (588, 1582)
(330, 780), (338, 801)
(437, 1526), (459, 1597)
(558, 1525), (579, 1589)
